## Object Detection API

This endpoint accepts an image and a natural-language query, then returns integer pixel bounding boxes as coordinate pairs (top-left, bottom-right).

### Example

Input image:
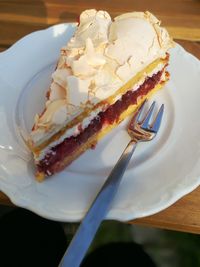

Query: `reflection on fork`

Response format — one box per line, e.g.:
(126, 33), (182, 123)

(128, 100), (164, 144)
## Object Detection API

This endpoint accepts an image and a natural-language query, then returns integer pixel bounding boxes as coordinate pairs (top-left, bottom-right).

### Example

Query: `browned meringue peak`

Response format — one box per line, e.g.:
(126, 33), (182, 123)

(67, 9), (112, 49)
(49, 82), (66, 101)
(33, 100), (81, 130)
(31, 9), (173, 145)
(71, 38), (106, 77)
(106, 11), (173, 76)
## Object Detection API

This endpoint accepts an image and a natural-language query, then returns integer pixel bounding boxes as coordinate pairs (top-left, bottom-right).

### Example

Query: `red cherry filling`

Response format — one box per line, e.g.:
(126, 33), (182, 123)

(38, 70), (164, 175)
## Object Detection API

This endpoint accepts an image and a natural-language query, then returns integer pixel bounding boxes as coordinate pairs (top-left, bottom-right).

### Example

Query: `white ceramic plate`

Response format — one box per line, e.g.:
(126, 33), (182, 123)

(0, 23), (200, 222)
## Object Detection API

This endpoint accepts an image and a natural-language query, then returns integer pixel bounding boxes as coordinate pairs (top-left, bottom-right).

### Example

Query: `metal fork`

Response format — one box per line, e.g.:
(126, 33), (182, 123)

(128, 99), (164, 145)
(59, 100), (164, 267)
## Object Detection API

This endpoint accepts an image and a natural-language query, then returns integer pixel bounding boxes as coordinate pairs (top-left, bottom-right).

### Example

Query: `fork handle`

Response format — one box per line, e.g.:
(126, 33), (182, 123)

(59, 140), (137, 267)
(109, 139), (138, 180)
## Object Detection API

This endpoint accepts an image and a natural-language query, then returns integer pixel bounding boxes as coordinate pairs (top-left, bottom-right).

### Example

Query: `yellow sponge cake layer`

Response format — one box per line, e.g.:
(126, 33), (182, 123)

(32, 56), (168, 155)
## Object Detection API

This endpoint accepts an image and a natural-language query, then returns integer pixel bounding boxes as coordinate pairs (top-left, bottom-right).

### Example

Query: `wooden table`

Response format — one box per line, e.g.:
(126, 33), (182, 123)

(0, 0), (200, 233)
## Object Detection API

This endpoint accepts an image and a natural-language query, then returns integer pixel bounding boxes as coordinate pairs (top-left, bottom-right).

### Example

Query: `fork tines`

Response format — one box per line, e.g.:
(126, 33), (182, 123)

(129, 100), (164, 134)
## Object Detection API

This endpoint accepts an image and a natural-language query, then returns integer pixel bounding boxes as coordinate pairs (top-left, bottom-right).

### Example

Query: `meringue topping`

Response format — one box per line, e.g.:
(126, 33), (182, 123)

(31, 9), (174, 145)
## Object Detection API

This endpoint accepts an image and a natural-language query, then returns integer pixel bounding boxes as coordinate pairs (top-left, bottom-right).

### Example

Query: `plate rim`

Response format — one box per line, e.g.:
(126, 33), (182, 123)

(0, 23), (200, 222)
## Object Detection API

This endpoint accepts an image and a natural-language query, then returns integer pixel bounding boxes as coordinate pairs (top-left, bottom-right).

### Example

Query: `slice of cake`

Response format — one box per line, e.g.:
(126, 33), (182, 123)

(29, 9), (174, 181)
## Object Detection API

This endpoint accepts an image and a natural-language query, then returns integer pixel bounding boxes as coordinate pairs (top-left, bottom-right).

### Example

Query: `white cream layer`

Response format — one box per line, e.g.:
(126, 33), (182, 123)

(31, 10), (173, 146)
(36, 63), (166, 161)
